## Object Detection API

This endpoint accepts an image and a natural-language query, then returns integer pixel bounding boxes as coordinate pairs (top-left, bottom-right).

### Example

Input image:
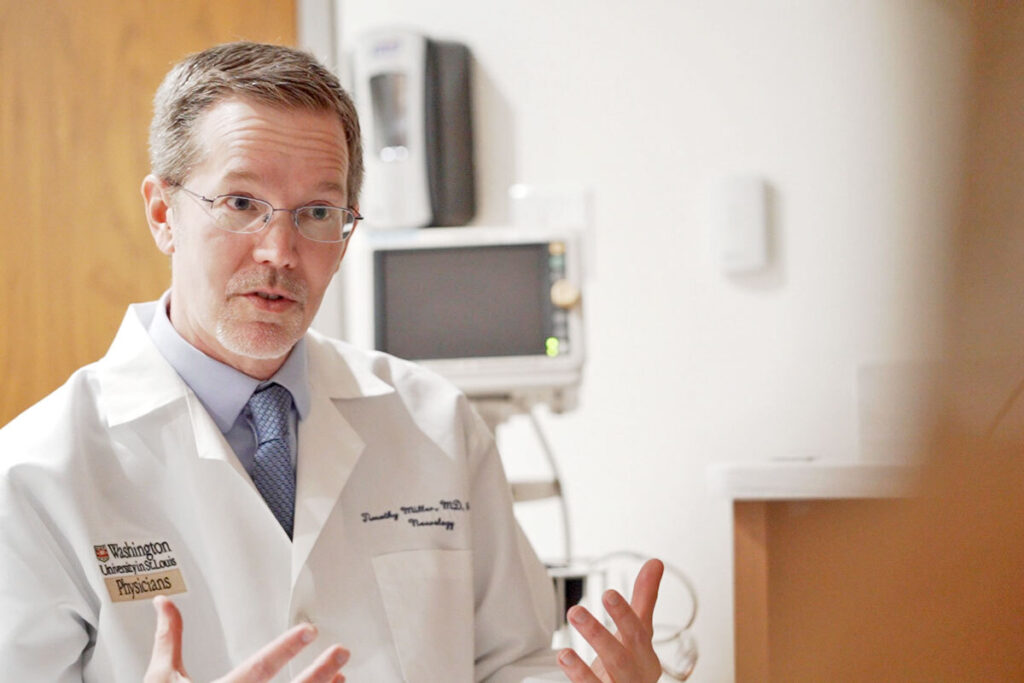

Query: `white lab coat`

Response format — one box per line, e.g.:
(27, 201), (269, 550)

(0, 302), (564, 682)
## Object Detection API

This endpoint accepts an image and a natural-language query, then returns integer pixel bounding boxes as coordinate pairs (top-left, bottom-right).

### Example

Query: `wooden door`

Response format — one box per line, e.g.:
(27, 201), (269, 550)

(0, 1), (296, 424)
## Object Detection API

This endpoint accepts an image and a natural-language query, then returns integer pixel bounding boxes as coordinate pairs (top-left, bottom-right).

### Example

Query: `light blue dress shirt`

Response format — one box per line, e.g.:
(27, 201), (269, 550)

(145, 291), (311, 475)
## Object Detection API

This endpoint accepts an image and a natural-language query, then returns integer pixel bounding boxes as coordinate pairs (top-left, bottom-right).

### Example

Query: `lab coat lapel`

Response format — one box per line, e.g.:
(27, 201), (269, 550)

(291, 387), (363, 581)
(100, 301), (292, 555)
(186, 390), (253, 476)
(290, 333), (394, 583)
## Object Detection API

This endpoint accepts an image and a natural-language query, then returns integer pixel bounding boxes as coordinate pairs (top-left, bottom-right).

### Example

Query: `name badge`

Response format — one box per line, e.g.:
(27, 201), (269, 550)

(93, 539), (187, 603)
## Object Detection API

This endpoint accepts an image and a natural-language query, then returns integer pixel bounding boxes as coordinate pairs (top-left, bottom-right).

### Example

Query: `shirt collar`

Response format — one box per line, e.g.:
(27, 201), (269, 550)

(146, 290), (311, 432)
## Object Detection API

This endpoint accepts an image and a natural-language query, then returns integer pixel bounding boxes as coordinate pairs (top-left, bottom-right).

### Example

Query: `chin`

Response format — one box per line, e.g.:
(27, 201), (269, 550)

(216, 320), (303, 361)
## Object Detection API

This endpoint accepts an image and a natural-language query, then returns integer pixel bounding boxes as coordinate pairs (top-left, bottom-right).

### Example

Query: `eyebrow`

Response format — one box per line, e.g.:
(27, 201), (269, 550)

(220, 169), (265, 186)
(219, 172), (348, 202)
(316, 181), (347, 197)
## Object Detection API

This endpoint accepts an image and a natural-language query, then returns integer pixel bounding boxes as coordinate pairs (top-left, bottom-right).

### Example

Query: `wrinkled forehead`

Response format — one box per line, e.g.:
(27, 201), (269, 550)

(188, 97), (351, 198)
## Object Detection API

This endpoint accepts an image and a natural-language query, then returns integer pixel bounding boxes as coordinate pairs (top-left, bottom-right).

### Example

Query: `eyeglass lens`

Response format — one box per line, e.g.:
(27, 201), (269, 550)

(209, 195), (355, 242)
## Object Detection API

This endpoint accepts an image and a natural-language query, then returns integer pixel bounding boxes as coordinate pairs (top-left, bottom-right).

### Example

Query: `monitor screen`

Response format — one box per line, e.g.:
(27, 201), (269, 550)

(374, 243), (553, 360)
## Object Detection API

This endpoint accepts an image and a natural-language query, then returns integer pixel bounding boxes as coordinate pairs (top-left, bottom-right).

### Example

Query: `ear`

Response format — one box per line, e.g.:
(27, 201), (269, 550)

(142, 174), (175, 255)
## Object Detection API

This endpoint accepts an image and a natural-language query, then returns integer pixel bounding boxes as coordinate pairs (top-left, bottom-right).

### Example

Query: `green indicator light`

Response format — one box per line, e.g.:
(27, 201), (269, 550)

(545, 337), (560, 357)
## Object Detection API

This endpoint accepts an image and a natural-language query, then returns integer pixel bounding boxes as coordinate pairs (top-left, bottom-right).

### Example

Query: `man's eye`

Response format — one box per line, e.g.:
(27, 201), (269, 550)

(308, 207), (331, 221)
(224, 196), (256, 211)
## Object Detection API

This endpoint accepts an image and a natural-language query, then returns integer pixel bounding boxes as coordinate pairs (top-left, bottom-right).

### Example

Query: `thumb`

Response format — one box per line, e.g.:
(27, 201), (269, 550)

(144, 595), (189, 682)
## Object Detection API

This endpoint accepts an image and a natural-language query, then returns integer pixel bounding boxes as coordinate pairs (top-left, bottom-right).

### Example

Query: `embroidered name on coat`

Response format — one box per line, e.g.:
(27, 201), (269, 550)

(361, 498), (470, 532)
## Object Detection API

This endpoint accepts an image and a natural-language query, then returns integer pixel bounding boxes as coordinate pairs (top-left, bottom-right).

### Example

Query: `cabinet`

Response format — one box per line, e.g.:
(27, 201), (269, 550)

(709, 462), (915, 682)
(0, 0), (297, 425)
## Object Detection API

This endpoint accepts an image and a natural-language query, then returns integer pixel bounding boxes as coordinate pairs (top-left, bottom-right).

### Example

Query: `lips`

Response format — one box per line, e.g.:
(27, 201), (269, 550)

(227, 268), (308, 310)
(249, 289), (296, 303)
(241, 288), (300, 312)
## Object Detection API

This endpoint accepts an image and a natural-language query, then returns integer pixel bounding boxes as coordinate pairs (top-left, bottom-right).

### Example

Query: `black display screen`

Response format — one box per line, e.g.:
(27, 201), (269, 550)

(374, 244), (552, 360)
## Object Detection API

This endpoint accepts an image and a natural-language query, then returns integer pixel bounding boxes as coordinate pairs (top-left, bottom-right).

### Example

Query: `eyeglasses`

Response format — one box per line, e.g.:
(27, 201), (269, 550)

(175, 185), (363, 244)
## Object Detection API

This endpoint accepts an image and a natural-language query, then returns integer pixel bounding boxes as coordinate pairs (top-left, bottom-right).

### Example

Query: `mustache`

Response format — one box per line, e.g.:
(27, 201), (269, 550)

(227, 268), (308, 303)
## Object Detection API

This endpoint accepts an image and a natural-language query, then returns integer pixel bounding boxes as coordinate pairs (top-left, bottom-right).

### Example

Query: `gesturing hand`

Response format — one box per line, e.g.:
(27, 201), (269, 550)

(557, 558), (665, 683)
(144, 595), (350, 683)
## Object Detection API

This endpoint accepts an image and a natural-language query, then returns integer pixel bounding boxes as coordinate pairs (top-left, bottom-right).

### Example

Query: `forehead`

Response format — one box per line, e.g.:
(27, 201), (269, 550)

(189, 97), (349, 197)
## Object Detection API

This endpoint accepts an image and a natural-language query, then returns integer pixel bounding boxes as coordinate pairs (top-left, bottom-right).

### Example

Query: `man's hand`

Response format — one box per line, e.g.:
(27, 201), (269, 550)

(144, 595), (350, 683)
(557, 558), (665, 683)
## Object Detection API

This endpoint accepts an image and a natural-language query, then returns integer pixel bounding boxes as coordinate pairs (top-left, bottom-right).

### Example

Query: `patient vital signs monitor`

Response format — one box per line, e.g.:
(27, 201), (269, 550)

(343, 227), (585, 411)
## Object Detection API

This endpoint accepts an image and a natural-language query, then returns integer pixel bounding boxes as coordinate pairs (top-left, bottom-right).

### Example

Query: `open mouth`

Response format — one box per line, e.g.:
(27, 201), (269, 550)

(242, 290), (299, 310)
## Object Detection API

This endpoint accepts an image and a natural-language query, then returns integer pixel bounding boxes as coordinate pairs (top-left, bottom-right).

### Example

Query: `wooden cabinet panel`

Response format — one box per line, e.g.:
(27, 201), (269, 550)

(0, 0), (296, 423)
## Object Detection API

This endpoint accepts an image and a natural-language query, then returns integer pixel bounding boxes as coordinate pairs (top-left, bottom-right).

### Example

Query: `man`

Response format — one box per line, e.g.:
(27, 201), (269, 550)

(0, 42), (662, 682)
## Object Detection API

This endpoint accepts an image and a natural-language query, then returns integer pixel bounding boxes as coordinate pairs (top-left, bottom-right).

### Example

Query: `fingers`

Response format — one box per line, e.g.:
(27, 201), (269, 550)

(144, 595), (189, 683)
(567, 604), (632, 677)
(603, 588), (654, 653)
(293, 643), (350, 683)
(629, 558), (665, 631)
(563, 559), (667, 683)
(224, 623), (322, 683)
(556, 647), (604, 683)
(569, 600), (662, 681)
(144, 599), (348, 683)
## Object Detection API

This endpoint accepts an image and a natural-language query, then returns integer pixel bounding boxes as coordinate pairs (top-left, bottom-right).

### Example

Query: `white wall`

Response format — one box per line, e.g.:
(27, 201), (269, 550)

(334, 2), (968, 680)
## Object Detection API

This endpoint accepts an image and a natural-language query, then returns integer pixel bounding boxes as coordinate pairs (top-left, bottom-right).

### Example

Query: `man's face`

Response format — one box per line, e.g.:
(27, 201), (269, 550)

(147, 97), (352, 379)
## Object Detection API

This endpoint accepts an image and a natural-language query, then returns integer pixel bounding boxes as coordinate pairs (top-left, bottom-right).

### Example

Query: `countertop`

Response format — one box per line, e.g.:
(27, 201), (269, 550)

(706, 460), (917, 500)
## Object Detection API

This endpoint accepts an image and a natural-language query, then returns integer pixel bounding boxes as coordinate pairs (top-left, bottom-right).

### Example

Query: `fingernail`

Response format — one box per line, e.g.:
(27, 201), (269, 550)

(334, 648), (348, 666)
(568, 607), (586, 625)
(301, 625), (317, 643)
(604, 590), (622, 606)
(558, 649), (577, 666)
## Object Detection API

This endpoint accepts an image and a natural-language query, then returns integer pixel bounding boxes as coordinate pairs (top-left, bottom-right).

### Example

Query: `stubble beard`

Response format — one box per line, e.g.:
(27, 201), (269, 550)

(216, 268), (310, 360)
(216, 312), (303, 360)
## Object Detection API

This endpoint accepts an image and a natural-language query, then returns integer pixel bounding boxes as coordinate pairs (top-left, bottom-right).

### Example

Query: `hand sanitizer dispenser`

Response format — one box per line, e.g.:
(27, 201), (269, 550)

(350, 29), (475, 229)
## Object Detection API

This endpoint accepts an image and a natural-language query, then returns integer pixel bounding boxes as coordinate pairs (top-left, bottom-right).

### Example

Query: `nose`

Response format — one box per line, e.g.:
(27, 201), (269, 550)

(251, 209), (299, 268)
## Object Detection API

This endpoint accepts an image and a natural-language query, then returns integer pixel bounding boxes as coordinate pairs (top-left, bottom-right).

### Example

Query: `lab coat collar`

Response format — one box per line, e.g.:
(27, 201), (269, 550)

(95, 303), (398, 582)
(97, 304), (395, 427)
(305, 328), (394, 400)
(97, 301), (189, 427)
(97, 302), (242, 471)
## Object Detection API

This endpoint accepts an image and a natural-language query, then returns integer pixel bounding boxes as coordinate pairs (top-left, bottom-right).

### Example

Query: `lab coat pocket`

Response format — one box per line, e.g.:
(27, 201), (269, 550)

(372, 548), (473, 682)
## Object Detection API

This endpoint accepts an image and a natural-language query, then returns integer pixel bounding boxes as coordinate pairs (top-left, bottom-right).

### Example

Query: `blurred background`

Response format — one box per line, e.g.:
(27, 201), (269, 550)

(4, 1), (1021, 681)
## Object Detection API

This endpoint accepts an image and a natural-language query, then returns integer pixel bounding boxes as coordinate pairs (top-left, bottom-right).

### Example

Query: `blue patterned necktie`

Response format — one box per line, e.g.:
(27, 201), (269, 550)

(247, 383), (296, 539)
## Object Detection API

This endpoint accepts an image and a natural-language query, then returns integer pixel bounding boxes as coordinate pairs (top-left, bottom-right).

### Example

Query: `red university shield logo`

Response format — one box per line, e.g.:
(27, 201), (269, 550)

(94, 545), (109, 563)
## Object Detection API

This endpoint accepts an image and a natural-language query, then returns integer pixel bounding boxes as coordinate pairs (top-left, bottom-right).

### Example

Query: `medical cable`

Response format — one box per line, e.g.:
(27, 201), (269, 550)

(526, 404), (574, 564)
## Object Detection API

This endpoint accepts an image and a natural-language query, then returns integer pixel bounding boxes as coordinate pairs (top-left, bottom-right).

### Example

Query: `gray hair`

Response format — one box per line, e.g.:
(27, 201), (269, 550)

(149, 41), (363, 204)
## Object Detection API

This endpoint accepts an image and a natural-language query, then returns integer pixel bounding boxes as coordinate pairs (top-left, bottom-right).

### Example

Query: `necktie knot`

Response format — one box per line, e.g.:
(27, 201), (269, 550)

(248, 383), (293, 445)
